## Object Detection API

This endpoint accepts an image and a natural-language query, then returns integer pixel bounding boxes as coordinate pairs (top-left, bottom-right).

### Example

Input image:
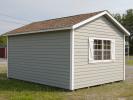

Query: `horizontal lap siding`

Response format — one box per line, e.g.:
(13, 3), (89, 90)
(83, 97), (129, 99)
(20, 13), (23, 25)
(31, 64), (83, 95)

(74, 16), (124, 89)
(8, 30), (70, 89)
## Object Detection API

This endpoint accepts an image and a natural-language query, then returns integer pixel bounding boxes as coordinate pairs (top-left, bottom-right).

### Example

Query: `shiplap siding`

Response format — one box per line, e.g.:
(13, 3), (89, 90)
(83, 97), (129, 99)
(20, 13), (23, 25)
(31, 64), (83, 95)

(8, 30), (70, 89)
(74, 16), (124, 89)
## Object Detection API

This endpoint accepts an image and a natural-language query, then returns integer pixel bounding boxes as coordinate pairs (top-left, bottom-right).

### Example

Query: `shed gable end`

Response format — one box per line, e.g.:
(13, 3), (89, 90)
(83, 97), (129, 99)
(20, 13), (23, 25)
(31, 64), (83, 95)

(74, 16), (124, 89)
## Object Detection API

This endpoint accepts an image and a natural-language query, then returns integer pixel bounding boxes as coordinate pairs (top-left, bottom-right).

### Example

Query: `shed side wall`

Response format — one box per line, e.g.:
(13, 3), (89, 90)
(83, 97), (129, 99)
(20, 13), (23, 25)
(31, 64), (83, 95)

(8, 30), (70, 89)
(74, 16), (124, 89)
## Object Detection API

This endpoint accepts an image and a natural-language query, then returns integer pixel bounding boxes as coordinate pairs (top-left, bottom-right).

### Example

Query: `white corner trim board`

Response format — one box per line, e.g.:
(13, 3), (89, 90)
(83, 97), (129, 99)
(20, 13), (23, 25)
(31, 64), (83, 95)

(70, 29), (74, 90)
(72, 11), (130, 36)
(123, 34), (125, 80)
(7, 36), (9, 78)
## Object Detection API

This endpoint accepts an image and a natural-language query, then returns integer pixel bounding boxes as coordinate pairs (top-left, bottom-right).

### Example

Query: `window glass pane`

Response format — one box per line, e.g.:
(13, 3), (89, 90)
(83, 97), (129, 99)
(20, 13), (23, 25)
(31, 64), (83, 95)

(103, 40), (111, 60)
(98, 40), (102, 44)
(94, 39), (102, 60)
(107, 40), (111, 45)
(94, 40), (97, 44)
(94, 55), (102, 60)
(98, 55), (102, 60)
(98, 45), (102, 49)
(104, 40), (111, 50)
(94, 51), (102, 55)
(107, 46), (110, 49)
(107, 55), (111, 59)
(94, 40), (102, 45)
(104, 40), (106, 45)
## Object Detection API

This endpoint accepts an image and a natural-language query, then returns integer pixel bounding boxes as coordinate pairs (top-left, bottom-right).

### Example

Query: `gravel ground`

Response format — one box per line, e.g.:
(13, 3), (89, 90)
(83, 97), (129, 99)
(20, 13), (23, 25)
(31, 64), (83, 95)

(125, 56), (133, 60)
(0, 58), (7, 64)
(125, 64), (133, 82)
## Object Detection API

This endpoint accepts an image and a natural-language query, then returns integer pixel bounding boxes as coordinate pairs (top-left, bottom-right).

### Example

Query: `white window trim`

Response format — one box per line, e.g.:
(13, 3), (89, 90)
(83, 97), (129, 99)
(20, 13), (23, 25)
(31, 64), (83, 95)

(89, 37), (115, 63)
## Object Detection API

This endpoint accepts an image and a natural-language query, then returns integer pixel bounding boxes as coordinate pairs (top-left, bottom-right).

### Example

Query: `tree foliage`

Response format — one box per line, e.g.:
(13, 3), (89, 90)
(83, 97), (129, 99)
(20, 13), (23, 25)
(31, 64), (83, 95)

(0, 36), (7, 46)
(114, 9), (133, 55)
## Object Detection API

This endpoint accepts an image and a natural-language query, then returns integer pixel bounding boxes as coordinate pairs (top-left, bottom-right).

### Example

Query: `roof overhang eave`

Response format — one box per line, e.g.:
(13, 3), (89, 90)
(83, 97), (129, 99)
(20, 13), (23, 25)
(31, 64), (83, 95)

(5, 27), (72, 36)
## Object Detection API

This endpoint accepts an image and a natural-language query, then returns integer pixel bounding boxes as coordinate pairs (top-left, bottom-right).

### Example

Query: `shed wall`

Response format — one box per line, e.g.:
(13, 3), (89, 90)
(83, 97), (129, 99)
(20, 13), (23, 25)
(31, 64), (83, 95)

(8, 30), (70, 89)
(74, 16), (124, 89)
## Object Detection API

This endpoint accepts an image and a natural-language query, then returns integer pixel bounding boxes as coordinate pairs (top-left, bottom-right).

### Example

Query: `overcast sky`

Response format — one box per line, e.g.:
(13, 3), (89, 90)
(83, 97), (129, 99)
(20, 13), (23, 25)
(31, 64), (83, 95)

(0, 0), (133, 35)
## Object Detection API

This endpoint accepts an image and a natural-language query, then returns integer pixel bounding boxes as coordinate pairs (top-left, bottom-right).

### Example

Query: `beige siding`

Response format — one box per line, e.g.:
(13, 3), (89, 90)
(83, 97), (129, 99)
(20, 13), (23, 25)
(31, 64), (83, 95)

(8, 30), (70, 89)
(74, 16), (124, 89)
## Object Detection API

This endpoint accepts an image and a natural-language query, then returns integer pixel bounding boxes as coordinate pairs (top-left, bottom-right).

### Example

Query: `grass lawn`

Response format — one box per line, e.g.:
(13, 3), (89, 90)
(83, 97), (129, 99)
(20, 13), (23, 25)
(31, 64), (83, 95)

(0, 64), (133, 100)
(126, 56), (133, 65)
(127, 60), (133, 65)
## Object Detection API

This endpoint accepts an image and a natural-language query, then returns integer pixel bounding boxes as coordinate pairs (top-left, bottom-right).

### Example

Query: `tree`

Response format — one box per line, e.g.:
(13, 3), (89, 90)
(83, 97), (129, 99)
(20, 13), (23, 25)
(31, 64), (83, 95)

(113, 13), (122, 23)
(0, 36), (7, 46)
(122, 9), (133, 33)
(114, 9), (133, 55)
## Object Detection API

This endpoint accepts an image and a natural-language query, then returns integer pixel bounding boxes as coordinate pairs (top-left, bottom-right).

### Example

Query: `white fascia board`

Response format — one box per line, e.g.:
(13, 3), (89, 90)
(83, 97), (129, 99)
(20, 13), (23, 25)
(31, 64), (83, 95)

(72, 11), (130, 36)
(72, 11), (106, 29)
(105, 12), (130, 36)
(6, 27), (72, 36)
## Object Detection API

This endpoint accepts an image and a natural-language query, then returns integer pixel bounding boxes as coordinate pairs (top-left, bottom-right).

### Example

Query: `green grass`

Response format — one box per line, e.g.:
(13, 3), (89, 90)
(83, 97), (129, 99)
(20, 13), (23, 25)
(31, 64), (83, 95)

(127, 60), (133, 65)
(0, 64), (133, 100)
(126, 56), (133, 65)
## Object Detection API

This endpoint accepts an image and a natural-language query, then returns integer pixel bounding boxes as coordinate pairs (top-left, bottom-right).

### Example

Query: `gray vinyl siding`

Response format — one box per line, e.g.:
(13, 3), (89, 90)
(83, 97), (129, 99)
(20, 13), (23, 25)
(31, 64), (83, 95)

(74, 16), (124, 89)
(8, 30), (70, 89)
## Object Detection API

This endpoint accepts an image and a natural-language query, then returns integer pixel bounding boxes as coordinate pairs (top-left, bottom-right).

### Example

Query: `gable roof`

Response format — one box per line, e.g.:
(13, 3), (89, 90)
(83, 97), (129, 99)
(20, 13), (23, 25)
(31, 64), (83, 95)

(5, 10), (130, 36)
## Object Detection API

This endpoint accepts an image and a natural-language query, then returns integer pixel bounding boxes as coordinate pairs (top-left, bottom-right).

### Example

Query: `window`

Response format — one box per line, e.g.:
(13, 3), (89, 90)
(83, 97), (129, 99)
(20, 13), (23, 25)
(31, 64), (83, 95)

(89, 37), (115, 63)
(94, 39), (111, 60)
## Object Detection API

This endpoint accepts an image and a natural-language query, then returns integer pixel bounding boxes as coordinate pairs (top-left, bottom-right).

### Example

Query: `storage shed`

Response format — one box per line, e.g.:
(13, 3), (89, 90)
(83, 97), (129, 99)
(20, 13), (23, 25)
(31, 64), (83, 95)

(6, 11), (130, 90)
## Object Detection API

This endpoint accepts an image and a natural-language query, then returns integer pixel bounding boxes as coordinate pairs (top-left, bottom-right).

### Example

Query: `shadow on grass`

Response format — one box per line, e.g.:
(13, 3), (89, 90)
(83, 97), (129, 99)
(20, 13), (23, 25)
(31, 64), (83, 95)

(0, 73), (67, 92)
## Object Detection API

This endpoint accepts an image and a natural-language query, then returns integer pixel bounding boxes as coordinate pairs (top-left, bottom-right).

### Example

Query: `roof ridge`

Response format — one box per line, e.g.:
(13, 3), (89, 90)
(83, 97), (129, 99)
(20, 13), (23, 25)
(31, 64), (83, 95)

(33, 10), (105, 23)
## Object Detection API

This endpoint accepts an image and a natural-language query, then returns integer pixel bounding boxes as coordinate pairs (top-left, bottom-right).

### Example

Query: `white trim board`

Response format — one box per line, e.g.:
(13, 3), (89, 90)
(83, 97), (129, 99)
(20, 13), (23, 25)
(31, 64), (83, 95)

(123, 35), (125, 80)
(7, 36), (9, 78)
(88, 37), (115, 63)
(70, 29), (74, 90)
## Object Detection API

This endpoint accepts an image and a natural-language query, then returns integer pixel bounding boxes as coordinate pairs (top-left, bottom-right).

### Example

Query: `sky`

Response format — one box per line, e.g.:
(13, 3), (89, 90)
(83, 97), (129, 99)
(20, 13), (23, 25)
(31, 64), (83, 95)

(0, 0), (133, 35)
